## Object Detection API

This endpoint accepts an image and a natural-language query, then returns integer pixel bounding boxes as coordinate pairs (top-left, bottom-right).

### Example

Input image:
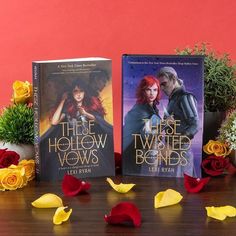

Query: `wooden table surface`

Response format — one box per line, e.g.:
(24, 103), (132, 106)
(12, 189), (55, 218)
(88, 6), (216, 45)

(0, 175), (235, 236)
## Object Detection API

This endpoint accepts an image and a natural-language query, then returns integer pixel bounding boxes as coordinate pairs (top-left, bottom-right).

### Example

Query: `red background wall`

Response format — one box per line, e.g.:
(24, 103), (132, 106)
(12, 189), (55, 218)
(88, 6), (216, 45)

(0, 0), (236, 153)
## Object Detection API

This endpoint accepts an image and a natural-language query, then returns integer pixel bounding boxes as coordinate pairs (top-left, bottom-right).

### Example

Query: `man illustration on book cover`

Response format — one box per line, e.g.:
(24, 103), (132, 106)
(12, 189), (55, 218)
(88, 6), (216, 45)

(157, 66), (199, 177)
(123, 75), (162, 174)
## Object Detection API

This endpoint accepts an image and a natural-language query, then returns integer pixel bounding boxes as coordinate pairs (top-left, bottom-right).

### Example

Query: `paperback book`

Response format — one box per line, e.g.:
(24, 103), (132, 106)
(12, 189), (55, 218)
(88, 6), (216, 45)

(33, 58), (115, 181)
(122, 54), (204, 177)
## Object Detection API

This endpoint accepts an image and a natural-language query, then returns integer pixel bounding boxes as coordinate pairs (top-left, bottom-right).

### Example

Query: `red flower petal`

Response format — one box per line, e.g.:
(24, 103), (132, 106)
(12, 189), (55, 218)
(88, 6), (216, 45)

(104, 202), (141, 227)
(0, 148), (7, 157)
(184, 174), (210, 193)
(62, 174), (91, 196)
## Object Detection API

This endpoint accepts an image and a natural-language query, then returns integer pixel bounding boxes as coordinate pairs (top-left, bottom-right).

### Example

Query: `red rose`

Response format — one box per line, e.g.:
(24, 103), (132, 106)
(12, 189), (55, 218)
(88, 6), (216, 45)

(0, 149), (20, 168)
(104, 202), (141, 227)
(201, 155), (230, 176)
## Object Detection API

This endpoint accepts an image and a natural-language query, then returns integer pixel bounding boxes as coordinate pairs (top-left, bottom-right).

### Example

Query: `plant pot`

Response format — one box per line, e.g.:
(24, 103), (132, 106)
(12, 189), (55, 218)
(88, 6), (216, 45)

(0, 141), (34, 160)
(203, 111), (226, 145)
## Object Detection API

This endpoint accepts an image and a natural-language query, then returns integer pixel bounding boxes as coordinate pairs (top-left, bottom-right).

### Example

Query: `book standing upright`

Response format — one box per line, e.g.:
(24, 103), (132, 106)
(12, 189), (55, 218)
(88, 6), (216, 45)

(33, 58), (115, 181)
(122, 54), (204, 177)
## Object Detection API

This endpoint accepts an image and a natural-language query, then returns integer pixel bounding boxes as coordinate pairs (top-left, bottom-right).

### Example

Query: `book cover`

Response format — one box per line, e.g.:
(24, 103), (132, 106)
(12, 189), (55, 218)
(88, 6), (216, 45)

(122, 55), (204, 177)
(33, 58), (115, 181)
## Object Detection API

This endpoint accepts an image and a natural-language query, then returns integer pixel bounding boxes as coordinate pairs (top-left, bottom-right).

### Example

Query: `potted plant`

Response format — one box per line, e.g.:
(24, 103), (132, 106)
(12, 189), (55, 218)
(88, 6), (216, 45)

(218, 111), (236, 165)
(176, 43), (236, 143)
(0, 81), (34, 160)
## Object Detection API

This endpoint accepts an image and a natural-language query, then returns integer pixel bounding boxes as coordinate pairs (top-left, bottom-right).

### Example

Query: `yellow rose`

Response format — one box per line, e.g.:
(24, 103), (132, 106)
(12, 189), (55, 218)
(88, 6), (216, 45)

(12, 81), (33, 104)
(0, 166), (27, 190)
(203, 140), (230, 157)
(18, 159), (35, 181)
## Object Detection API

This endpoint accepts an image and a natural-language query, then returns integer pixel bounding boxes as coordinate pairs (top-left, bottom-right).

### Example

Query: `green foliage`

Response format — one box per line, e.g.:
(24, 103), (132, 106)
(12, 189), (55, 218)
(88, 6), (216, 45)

(218, 111), (236, 150)
(0, 104), (34, 144)
(176, 43), (236, 112)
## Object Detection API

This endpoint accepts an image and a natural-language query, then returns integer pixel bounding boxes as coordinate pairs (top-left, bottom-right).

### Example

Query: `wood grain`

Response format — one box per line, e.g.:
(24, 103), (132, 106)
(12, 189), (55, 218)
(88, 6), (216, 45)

(0, 175), (235, 236)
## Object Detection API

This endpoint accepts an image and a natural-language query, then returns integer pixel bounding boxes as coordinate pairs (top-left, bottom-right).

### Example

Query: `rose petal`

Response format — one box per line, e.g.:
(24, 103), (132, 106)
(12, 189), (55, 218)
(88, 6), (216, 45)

(31, 193), (63, 208)
(104, 202), (141, 227)
(53, 206), (72, 225)
(106, 178), (135, 193)
(0, 148), (7, 156)
(154, 189), (183, 208)
(62, 174), (91, 196)
(206, 206), (227, 221)
(184, 174), (210, 193)
(203, 140), (214, 154)
(18, 159), (35, 181)
(219, 206), (236, 217)
(205, 206), (236, 221)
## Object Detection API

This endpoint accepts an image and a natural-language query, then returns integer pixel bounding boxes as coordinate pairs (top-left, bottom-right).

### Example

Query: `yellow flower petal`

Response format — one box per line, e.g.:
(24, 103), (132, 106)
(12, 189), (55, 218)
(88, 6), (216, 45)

(205, 207), (227, 221)
(31, 193), (63, 208)
(53, 206), (72, 225)
(106, 177), (135, 193)
(154, 189), (183, 208)
(203, 145), (211, 155)
(19, 159), (35, 181)
(219, 206), (236, 217)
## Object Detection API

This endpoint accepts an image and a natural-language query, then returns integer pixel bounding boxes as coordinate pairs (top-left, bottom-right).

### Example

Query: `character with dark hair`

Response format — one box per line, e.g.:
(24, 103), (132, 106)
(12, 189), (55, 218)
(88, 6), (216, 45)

(123, 75), (162, 174)
(88, 69), (113, 124)
(41, 79), (114, 180)
(157, 66), (199, 177)
(51, 79), (105, 125)
(89, 69), (109, 97)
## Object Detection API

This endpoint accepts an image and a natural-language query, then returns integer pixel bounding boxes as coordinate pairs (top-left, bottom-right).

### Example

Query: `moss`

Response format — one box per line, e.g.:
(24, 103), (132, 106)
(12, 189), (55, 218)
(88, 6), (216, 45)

(0, 104), (34, 144)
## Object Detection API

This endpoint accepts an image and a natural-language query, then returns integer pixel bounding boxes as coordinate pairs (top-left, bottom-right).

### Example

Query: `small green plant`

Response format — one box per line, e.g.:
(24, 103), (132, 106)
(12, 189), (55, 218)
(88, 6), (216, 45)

(0, 104), (34, 144)
(218, 111), (236, 150)
(176, 43), (236, 112)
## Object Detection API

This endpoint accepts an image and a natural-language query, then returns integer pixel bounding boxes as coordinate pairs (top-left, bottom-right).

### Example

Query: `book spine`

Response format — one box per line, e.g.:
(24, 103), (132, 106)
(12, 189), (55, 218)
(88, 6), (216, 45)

(32, 63), (41, 181)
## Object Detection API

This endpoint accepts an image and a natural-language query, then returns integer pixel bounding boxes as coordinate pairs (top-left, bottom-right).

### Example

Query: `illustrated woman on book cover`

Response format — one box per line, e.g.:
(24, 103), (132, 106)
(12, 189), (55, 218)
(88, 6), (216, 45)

(123, 75), (162, 174)
(41, 78), (114, 180)
(157, 66), (199, 177)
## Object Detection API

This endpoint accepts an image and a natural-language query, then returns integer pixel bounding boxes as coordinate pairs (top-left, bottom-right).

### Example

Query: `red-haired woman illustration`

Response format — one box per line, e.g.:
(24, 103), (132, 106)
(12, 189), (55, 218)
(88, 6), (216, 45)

(41, 79), (114, 180)
(51, 79), (105, 126)
(123, 75), (162, 174)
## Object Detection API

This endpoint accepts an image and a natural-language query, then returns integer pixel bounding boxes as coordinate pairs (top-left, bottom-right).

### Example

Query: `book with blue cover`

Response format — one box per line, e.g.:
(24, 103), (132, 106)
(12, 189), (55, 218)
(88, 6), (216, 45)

(122, 54), (204, 177)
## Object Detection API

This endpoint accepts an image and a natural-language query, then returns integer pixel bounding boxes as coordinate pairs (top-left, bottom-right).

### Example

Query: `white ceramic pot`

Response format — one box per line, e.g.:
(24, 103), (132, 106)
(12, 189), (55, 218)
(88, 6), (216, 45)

(0, 142), (34, 160)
